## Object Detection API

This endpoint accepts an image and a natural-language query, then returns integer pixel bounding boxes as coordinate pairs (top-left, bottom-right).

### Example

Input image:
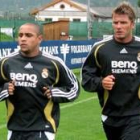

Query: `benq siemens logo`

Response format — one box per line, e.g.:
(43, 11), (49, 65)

(111, 61), (138, 74)
(10, 73), (38, 88)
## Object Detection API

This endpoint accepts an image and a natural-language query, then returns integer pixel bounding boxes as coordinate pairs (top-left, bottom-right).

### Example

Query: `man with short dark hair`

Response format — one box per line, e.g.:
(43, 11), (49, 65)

(0, 23), (80, 140)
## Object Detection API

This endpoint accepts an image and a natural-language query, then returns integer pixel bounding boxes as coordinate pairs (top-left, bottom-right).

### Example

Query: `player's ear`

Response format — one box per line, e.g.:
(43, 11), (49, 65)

(38, 34), (43, 43)
(131, 21), (135, 30)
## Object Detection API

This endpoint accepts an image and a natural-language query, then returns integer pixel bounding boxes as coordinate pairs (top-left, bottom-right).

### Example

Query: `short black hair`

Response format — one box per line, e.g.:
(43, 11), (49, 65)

(20, 23), (43, 35)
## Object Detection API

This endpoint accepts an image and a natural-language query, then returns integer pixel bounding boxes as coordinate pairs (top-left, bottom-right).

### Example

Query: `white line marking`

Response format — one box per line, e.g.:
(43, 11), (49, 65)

(60, 96), (97, 109)
(0, 96), (97, 129)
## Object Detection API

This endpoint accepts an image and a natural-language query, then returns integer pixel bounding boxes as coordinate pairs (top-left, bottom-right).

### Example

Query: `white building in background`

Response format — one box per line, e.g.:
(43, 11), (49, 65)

(30, 0), (107, 22)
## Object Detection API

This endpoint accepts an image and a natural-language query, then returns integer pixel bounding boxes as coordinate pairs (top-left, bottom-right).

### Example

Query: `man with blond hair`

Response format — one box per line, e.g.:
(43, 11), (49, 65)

(82, 2), (140, 140)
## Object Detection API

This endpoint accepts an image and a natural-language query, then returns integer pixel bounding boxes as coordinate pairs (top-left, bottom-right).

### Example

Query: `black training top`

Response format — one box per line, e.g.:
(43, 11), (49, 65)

(82, 35), (140, 117)
(0, 51), (80, 132)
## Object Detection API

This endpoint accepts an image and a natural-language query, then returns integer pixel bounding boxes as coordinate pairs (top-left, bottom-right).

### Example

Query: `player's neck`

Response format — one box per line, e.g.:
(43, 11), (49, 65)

(20, 49), (40, 57)
(114, 35), (133, 44)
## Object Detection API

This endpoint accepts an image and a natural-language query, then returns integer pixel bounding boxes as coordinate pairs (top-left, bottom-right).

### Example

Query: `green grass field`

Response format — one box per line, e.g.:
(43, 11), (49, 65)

(0, 70), (106, 140)
(0, 89), (106, 140)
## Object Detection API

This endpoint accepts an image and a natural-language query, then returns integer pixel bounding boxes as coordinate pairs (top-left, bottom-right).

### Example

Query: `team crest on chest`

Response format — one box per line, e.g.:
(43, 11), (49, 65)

(41, 68), (49, 78)
(137, 53), (140, 62)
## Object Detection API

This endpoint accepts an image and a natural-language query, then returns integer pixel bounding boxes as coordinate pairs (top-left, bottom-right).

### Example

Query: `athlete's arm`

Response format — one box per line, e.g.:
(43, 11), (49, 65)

(82, 46), (103, 92)
(0, 58), (13, 101)
(47, 58), (80, 103)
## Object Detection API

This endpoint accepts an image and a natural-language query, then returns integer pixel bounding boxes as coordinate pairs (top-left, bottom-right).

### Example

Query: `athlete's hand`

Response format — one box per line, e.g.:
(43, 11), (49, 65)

(43, 86), (52, 99)
(8, 81), (15, 95)
(102, 75), (115, 90)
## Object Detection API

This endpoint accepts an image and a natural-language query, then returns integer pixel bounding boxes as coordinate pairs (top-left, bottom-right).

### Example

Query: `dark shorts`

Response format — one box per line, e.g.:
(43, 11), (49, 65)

(102, 115), (140, 140)
(8, 131), (55, 140)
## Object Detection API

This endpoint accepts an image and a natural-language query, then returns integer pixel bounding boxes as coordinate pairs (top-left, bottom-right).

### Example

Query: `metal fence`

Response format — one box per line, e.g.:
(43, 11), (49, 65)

(0, 19), (140, 41)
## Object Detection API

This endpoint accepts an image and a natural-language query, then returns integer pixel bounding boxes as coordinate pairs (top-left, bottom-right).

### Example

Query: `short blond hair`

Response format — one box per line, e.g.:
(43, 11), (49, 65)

(112, 2), (136, 22)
